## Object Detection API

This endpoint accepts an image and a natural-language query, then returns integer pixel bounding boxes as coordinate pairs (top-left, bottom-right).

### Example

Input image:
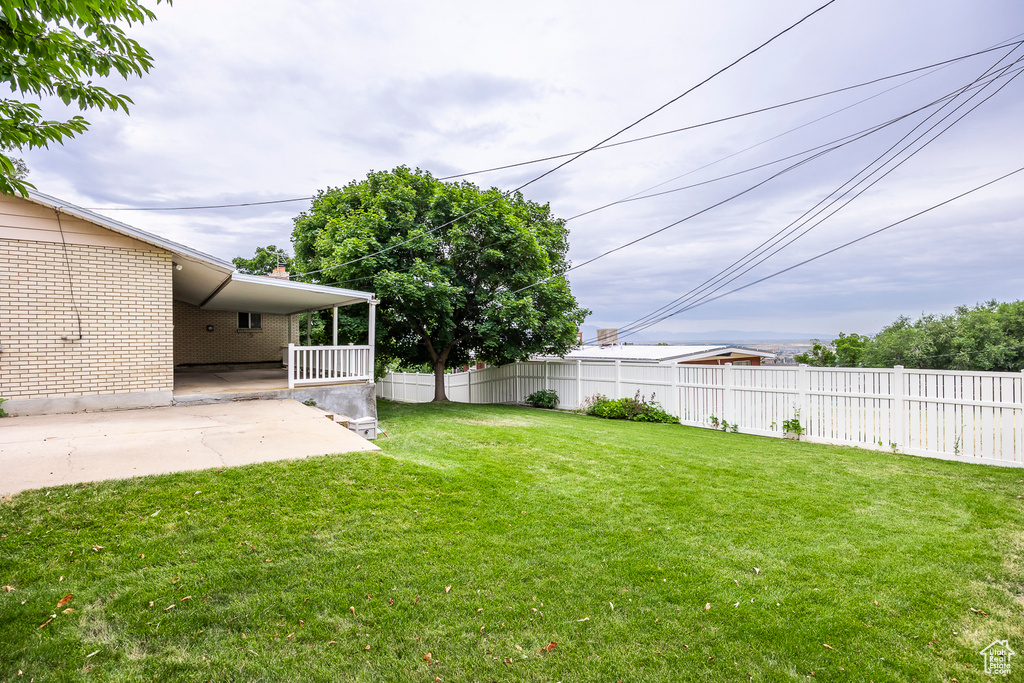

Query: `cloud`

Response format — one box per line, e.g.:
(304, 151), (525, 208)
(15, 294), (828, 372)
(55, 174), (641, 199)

(15, 0), (1024, 338)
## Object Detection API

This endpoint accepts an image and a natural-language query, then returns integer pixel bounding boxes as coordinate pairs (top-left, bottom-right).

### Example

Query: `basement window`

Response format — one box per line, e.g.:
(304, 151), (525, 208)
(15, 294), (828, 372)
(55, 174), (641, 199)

(237, 312), (262, 330)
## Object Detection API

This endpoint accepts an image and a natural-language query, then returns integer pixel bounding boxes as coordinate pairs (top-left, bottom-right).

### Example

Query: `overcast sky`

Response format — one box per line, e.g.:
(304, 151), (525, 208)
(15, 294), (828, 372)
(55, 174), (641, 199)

(21, 0), (1024, 340)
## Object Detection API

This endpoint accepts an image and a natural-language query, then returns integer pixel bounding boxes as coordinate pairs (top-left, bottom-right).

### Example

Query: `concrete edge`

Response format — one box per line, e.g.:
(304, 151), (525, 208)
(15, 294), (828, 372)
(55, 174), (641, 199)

(4, 391), (174, 417)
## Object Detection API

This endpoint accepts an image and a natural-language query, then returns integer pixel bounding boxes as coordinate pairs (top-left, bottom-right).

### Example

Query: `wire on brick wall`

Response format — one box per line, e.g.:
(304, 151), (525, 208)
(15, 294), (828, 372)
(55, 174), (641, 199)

(54, 208), (84, 341)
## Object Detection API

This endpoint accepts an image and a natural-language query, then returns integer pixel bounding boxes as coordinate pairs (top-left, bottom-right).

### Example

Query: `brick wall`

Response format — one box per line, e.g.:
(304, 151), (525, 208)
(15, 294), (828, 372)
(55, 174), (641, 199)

(0, 238), (173, 400)
(173, 300), (297, 366)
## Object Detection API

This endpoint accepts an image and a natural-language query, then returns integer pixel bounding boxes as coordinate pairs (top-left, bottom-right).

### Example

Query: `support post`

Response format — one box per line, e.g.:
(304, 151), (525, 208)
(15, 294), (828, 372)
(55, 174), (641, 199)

(615, 359), (622, 400)
(368, 299), (378, 382)
(576, 359), (583, 410)
(671, 363), (680, 420)
(332, 306), (338, 346)
(722, 363), (733, 428)
(305, 312), (311, 346)
(1018, 370), (1024, 463)
(796, 364), (809, 437)
(892, 365), (905, 451)
(288, 343), (296, 389)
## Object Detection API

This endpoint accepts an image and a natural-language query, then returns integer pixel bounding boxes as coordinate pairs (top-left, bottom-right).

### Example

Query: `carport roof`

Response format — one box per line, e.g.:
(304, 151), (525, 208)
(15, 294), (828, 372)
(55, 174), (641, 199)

(26, 190), (374, 315)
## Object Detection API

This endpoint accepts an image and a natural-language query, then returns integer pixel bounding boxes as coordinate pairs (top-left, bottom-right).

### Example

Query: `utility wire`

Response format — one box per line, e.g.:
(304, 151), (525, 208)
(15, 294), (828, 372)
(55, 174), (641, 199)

(294, 1), (838, 280)
(85, 37), (1016, 214)
(566, 62), (1019, 222)
(87, 196), (314, 211)
(514, 61), (1011, 300)
(596, 50), (1024, 344)
(326, 45), (1024, 292)
(639, 164), (1024, 323)
(438, 40), (1020, 181)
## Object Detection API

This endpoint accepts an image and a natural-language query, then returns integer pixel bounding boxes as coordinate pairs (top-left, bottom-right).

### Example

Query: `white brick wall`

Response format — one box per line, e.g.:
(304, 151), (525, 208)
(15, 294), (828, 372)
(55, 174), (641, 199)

(0, 238), (173, 400)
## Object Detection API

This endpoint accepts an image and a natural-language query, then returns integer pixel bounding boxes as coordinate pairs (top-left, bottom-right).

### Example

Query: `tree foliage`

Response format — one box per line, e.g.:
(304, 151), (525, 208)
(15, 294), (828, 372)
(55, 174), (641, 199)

(793, 339), (837, 367)
(795, 332), (870, 367)
(862, 300), (1024, 371)
(0, 0), (168, 195)
(805, 302), (1024, 371)
(233, 245), (291, 276)
(291, 166), (589, 401)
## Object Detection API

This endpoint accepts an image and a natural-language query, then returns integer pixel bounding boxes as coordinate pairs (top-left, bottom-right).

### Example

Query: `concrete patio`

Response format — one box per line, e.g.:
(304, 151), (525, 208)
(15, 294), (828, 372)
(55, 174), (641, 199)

(0, 399), (379, 495)
(173, 368), (293, 395)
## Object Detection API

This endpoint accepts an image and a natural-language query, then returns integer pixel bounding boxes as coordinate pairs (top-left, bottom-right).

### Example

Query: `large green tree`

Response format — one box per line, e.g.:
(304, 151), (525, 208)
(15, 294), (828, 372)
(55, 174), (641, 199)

(0, 0), (168, 195)
(232, 245), (291, 276)
(863, 300), (1024, 371)
(291, 166), (589, 401)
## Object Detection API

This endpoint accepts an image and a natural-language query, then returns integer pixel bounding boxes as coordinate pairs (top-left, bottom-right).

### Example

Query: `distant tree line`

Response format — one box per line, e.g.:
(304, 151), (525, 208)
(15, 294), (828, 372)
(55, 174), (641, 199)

(794, 300), (1024, 371)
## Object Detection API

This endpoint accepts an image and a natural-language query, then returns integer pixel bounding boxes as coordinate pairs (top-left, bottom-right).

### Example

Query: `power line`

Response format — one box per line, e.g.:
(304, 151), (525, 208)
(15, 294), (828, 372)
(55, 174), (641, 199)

(88, 196), (314, 211)
(440, 38), (1024, 182)
(642, 164), (1024, 323)
(295, 1), (838, 281)
(314, 43), (1024, 297)
(596, 50), (1024, 344)
(84, 38), (1019, 214)
(595, 49), (1024, 344)
(514, 63), (1000, 300)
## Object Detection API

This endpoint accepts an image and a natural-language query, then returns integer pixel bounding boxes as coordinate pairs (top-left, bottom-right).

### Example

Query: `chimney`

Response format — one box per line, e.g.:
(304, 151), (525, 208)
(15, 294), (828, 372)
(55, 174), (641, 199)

(269, 264), (290, 280)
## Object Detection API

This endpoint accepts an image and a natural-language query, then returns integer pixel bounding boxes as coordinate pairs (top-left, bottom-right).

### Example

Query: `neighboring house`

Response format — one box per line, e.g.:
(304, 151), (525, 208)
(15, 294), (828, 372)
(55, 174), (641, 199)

(0, 190), (377, 417)
(543, 344), (776, 366)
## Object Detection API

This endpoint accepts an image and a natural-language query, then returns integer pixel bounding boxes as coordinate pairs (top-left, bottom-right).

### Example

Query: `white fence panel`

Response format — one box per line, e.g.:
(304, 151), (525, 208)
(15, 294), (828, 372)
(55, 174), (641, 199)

(377, 362), (1024, 467)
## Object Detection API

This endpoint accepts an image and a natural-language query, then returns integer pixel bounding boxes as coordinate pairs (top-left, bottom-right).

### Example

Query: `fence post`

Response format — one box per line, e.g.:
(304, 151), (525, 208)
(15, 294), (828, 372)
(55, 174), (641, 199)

(615, 359), (622, 399)
(468, 369), (472, 404)
(671, 364), (680, 420)
(892, 365), (905, 450)
(543, 361), (549, 393)
(722, 363), (734, 427)
(796, 364), (809, 436)
(1019, 370), (1024, 463)
(577, 360), (585, 409)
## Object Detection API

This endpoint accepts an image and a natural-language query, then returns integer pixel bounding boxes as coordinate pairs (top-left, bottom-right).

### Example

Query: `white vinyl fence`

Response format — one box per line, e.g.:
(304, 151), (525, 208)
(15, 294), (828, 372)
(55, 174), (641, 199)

(378, 361), (1024, 468)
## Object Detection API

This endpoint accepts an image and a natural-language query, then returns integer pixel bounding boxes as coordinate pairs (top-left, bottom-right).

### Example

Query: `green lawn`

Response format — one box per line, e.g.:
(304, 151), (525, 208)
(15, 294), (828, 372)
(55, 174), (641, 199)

(2, 401), (1022, 681)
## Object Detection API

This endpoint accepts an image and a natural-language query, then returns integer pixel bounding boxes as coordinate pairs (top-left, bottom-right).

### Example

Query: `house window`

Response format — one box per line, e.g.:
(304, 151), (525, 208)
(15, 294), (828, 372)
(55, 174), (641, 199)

(238, 312), (262, 329)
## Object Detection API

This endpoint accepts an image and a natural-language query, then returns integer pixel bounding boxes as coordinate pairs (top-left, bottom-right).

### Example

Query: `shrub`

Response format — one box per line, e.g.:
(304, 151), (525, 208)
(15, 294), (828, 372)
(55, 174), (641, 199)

(585, 391), (678, 424)
(525, 389), (559, 409)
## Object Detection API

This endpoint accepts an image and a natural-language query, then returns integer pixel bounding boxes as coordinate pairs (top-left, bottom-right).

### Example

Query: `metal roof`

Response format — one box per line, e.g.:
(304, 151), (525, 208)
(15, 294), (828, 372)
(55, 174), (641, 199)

(538, 344), (776, 364)
(24, 190), (374, 314)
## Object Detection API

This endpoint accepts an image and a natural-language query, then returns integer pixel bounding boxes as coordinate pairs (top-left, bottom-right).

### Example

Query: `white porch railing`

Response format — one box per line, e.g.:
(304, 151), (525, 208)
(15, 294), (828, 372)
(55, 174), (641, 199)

(287, 344), (372, 388)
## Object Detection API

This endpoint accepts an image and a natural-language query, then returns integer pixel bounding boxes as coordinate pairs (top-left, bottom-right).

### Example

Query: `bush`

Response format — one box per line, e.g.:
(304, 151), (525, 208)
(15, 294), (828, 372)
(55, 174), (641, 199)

(585, 391), (678, 424)
(525, 389), (559, 409)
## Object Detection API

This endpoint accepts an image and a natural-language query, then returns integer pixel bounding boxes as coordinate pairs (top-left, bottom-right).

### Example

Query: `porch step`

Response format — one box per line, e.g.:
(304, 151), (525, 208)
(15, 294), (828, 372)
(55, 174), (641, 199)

(319, 411), (377, 440)
(323, 412), (355, 427)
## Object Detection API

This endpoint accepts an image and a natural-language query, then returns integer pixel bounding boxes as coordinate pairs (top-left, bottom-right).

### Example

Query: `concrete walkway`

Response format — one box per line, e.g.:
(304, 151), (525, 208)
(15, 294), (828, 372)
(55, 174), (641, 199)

(0, 399), (379, 495)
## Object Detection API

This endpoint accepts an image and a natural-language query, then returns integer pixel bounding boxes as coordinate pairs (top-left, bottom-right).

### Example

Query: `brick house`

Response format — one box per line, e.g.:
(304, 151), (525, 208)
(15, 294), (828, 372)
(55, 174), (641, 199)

(0, 190), (377, 417)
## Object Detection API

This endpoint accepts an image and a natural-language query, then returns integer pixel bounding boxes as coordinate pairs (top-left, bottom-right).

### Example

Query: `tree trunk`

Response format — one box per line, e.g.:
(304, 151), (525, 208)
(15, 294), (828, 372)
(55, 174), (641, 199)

(432, 357), (449, 402)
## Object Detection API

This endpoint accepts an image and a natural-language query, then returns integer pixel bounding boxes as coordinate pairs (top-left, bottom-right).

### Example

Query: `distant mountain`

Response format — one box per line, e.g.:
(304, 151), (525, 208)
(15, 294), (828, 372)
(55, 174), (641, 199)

(655, 330), (831, 343)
